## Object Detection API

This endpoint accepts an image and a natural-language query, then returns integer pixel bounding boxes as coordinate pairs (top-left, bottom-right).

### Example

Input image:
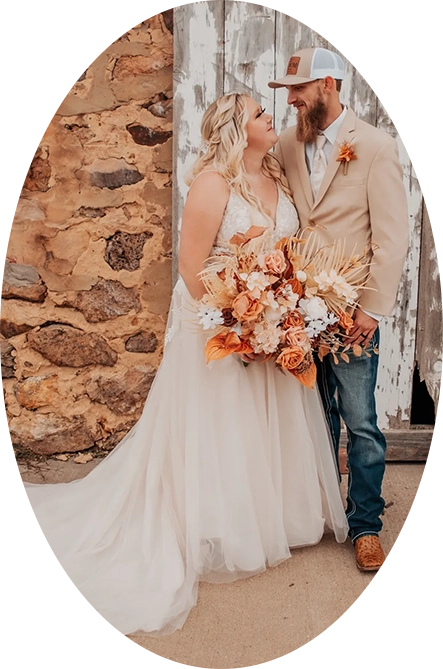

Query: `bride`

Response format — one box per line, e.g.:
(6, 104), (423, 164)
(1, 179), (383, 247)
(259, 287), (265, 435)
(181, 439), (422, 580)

(24, 92), (348, 636)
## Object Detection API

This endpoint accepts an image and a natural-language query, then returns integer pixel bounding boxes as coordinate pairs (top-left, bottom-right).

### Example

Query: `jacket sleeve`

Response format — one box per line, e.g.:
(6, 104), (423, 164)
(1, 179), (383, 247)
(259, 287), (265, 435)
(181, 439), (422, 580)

(360, 136), (410, 316)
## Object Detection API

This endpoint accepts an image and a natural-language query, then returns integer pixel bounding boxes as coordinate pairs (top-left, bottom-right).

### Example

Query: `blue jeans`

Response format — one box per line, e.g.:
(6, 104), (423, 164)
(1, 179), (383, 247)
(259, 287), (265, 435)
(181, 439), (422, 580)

(315, 329), (386, 542)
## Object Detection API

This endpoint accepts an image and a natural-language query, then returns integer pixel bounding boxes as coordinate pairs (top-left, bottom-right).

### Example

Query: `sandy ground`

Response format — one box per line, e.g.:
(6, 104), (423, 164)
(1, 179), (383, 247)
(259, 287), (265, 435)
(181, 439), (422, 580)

(19, 458), (423, 668)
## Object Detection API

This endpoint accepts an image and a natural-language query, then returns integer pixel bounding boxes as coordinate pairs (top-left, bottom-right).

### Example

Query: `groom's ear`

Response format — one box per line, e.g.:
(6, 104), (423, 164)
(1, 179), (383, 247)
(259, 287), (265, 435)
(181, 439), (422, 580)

(322, 76), (336, 93)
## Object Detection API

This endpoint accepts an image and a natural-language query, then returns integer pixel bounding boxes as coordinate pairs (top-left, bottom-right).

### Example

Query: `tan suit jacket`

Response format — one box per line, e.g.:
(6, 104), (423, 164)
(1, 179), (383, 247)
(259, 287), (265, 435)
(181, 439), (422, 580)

(274, 108), (409, 316)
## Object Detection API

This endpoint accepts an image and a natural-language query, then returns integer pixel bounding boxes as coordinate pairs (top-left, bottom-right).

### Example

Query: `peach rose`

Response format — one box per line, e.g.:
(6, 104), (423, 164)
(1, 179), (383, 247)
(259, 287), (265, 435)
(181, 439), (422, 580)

(281, 310), (305, 330)
(285, 327), (311, 353)
(232, 291), (264, 322)
(258, 250), (287, 275)
(276, 346), (305, 371)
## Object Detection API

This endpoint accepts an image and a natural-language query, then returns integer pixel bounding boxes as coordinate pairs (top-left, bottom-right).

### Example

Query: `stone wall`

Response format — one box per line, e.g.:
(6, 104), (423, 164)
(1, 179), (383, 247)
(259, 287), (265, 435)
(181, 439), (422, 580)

(1, 13), (174, 457)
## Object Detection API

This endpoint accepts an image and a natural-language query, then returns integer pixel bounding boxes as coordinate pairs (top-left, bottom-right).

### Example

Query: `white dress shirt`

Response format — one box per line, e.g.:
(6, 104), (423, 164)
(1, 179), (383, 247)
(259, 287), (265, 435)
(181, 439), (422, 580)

(305, 106), (382, 323)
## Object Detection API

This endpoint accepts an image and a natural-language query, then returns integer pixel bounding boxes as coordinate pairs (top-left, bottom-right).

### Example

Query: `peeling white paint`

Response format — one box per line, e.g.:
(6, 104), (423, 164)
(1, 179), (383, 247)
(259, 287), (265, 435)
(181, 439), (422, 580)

(376, 127), (422, 428)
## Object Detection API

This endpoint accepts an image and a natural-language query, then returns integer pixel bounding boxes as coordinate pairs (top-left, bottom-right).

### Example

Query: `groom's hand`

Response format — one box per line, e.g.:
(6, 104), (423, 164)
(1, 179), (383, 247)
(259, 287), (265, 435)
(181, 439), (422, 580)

(347, 308), (378, 348)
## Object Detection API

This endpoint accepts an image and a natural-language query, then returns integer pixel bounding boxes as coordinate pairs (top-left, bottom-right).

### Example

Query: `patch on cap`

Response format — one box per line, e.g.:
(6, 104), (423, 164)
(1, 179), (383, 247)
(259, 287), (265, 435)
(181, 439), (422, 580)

(286, 57), (301, 75)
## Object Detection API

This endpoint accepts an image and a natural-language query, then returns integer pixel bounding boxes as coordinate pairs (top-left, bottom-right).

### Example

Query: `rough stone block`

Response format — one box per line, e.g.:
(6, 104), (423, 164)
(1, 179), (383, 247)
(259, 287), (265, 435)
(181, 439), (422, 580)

(104, 231), (153, 271)
(9, 413), (96, 454)
(72, 279), (141, 322)
(125, 331), (158, 353)
(86, 366), (156, 414)
(27, 325), (118, 367)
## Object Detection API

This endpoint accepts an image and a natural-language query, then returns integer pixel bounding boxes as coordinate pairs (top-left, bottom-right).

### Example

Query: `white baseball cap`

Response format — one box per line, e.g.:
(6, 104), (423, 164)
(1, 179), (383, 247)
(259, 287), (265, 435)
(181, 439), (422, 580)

(269, 47), (345, 88)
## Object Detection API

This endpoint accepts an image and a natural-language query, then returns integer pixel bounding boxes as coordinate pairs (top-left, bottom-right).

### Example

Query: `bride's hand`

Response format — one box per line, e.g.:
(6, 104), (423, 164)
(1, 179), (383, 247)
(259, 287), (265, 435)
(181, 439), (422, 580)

(239, 352), (265, 363)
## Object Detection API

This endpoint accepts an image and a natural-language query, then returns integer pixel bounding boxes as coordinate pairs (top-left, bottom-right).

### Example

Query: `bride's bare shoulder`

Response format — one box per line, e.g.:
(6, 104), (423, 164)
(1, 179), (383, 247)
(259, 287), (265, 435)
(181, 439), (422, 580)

(186, 171), (230, 209)
(183, 170), (231, 225)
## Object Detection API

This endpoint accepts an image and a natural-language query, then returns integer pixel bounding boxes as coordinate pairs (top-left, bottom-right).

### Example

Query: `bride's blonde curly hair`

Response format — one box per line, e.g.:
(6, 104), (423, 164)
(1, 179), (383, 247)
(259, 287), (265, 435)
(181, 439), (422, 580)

(186, 92), (295, 222)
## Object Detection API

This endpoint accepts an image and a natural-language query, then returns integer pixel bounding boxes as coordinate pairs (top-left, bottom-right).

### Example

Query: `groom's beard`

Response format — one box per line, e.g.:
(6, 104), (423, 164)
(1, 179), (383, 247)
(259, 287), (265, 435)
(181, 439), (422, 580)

(295, 96), (329, 144)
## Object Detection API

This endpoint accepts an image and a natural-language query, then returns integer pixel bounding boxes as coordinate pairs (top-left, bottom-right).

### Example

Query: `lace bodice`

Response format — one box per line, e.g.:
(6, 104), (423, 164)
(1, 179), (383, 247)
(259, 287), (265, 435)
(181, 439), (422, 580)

(165, 183), (300, 346)
(212, 186), (299, 254)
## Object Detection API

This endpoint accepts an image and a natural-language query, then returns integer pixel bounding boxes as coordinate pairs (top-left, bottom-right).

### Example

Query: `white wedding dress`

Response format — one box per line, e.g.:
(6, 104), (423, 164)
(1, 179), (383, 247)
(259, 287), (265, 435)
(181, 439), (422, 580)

(24, 185), (348, 636)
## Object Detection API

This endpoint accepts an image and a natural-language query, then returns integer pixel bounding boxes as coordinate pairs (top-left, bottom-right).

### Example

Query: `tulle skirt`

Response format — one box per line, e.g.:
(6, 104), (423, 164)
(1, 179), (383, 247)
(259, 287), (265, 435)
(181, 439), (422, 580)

(24, 277), (348, 636)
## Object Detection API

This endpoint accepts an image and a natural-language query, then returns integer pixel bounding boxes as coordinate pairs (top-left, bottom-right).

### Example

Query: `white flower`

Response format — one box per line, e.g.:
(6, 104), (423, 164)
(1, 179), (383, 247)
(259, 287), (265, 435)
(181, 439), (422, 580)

(277, 284), (299, 310)
(245, 271), (271, 292)
(296, 270), (307, 282)
(299, 296), (329, 322)
(261, 290), (279, 309)
(302, 301), (339, 338)
(305, 320), (327, 338)
(314, 269), (339, 291)
(239, 271), (270, 292)
(332, 276), (358, 303)
(314, 269), (358, 304)
(265, 305), (287, 322)
(198, 305), (224, 330)
(251, 321), (281, 354)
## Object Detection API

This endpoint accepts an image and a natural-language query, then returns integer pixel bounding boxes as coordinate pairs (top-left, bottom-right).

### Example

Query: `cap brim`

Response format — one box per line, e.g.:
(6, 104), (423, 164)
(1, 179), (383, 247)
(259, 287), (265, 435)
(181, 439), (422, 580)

(268, 75), (316, 88)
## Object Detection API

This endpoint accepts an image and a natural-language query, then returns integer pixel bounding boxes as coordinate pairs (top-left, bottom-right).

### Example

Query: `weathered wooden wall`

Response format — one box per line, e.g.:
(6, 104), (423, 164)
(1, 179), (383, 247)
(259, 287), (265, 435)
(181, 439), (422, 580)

(173, 1), (441, 437)
(416, 203), (442, 409)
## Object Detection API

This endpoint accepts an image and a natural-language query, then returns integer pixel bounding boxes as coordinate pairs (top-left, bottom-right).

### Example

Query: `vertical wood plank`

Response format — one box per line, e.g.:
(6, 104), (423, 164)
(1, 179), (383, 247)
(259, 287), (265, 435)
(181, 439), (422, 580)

(274, 13), (327, 133)
(375, 104), (423, 429)
(224, 2), (275, 107)
(272, 16), (297, 135)
(416, 193), (443, 423)
(172, 1), (224, 281)
(416, 27), (443, 423)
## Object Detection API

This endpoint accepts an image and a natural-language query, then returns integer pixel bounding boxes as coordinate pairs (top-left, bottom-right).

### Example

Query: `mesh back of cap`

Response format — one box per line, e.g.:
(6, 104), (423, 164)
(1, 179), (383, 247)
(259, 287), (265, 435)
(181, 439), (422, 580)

(313, 49), (335, 69)
(312, 49), (345, 76)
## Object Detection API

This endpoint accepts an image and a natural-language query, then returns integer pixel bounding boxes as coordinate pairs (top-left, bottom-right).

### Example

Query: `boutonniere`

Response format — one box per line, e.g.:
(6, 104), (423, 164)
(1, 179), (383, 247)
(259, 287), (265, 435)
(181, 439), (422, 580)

(336, 141), (357, 175)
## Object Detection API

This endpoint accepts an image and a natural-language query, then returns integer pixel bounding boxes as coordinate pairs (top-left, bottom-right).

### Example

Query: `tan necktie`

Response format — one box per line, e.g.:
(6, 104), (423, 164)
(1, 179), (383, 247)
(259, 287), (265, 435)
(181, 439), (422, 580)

(310, 133), (327, 200)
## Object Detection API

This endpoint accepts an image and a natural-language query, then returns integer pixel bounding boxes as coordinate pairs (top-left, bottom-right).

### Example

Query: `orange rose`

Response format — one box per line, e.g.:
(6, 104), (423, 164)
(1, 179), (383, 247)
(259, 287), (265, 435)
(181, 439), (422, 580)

(285, 327), (311, 353)
(276, 346), (305, 371)
(281, 310), (304, 330)
(205, 332), (253, 363)
(232, 291), (264, 322)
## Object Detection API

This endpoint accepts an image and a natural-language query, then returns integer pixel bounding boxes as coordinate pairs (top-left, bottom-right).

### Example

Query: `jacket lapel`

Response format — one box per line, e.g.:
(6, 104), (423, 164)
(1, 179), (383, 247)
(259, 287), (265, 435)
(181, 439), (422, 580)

(312, 108), (357, 209)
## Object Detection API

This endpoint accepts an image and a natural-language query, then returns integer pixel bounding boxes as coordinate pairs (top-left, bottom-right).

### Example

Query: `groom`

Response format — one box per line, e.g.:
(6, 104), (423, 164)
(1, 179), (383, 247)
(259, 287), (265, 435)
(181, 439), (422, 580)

(269, 47), (409, 571)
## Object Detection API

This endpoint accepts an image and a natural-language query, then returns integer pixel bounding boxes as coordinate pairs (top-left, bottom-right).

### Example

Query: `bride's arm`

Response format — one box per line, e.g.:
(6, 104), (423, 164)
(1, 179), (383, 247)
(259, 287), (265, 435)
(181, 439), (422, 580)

(178, 172), (230, 300)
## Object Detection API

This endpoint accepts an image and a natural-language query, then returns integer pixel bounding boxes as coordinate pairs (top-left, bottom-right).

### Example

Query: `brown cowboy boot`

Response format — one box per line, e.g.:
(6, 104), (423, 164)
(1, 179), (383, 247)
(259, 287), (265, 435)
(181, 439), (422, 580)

(354, 535), (385, 572)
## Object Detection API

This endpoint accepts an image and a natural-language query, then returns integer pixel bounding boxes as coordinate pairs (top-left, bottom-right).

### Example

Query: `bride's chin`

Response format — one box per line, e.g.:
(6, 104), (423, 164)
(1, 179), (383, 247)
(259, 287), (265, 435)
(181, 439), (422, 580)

(269, 133), (279, 147)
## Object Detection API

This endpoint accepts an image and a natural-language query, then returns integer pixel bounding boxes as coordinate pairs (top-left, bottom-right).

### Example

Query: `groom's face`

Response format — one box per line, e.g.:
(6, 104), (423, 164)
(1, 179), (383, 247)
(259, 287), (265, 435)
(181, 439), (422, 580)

(286, 80), (324, 115)
(286, 80), (329, 143)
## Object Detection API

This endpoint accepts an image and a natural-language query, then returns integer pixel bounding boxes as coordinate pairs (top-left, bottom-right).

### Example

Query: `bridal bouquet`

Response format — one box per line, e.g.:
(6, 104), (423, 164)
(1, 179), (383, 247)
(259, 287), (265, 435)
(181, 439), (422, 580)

(196, 226), (373, 388)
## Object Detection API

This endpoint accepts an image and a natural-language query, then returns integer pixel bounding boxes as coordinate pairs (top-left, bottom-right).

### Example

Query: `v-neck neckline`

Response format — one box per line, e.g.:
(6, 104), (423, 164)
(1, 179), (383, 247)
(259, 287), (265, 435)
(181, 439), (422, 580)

(229, 184), (280, 229)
